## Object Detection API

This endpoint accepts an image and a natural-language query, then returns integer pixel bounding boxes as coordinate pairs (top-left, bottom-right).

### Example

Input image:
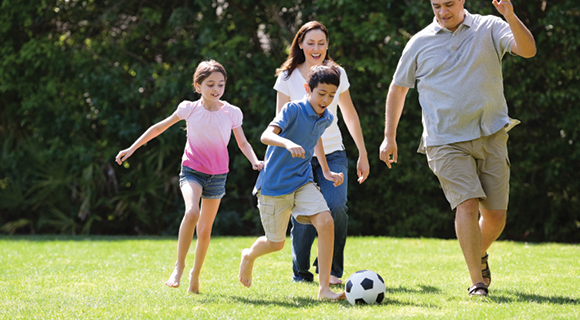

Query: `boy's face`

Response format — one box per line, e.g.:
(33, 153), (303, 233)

(305, 82), (338, 116)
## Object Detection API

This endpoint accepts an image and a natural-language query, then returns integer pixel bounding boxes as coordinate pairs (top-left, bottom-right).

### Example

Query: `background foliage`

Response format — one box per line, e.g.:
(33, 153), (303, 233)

(1, 0), (578, 242)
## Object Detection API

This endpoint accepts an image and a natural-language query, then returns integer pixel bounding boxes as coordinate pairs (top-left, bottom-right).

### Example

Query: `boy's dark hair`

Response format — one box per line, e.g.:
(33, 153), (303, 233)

(306, 61), (340, 90)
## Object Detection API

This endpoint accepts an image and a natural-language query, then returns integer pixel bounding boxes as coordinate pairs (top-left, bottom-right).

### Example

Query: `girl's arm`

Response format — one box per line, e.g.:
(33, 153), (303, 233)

(314, 138), (343, 187)
(337, 89), (370, 184)
(232, 126), (263, 171)
(276, 91), (291, 114)
(115, 112), (181, 165)
(261, 125), (305, 158)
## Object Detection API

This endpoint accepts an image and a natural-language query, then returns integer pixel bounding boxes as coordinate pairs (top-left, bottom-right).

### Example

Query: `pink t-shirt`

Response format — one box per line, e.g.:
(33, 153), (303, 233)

(176, 100), (243, 175)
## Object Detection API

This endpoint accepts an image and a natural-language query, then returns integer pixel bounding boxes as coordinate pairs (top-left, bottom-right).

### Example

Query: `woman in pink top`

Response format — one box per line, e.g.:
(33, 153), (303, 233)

(116, 60), (263, 294)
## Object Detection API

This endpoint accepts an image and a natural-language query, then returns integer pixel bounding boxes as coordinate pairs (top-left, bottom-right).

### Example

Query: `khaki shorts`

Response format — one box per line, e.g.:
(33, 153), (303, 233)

(257, 182), (330, 242)
(426, 129), (511, 210)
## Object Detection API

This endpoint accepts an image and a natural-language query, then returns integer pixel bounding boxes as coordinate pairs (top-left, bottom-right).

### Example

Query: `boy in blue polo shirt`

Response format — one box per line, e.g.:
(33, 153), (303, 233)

(238, 63), (345, 300)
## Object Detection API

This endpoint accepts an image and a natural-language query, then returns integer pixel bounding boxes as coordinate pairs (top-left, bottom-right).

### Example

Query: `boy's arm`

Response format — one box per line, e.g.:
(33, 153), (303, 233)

(233, 126), (263, 171)
(261, 125), (305, 158)
(314, 138), (344, 187)
(115, 112), (181, 165)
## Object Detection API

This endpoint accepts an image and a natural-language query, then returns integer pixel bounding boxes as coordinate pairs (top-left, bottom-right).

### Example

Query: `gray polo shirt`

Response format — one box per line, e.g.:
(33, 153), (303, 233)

(393, 10), (515, 152)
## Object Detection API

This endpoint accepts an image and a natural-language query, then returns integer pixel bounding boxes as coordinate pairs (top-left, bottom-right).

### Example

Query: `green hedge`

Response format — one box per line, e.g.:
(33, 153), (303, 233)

(1, 1), (578, 242)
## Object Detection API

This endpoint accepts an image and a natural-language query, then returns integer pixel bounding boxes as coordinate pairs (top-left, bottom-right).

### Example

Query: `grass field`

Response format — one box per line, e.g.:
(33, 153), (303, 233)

(1, 235), (578, 319)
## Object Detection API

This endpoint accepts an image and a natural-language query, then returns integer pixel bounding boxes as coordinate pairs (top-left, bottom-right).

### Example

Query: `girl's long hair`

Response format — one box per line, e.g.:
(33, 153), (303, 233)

(275, 21), (334, 79)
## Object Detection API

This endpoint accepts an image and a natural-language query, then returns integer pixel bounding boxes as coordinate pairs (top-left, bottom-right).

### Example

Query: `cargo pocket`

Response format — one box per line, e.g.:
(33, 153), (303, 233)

(258, 204), (276, 237)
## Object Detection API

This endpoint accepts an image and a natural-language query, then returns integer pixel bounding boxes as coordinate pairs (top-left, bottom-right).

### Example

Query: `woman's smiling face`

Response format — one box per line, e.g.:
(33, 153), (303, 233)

(300, 29), (328, 67)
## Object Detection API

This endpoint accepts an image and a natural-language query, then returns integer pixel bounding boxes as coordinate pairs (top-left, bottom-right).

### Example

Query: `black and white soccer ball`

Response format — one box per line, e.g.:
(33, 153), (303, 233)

(345, 270), (385, 305)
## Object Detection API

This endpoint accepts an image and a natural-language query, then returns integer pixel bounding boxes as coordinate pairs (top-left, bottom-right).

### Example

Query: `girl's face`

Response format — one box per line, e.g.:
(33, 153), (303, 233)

(195, 71), (225, 102)
(299, 29), (328, 67)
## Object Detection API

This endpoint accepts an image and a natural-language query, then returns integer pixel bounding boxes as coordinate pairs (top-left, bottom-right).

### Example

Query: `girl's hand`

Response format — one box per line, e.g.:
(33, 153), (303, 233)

(285, 141), (305, 159)
(253, 161), (264, 171)
(115, 148), (134, 165)
(323, 170), (344, 187)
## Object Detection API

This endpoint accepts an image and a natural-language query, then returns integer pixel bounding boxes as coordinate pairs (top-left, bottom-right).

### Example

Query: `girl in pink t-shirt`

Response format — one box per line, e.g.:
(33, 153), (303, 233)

(116, 60), (263, 294)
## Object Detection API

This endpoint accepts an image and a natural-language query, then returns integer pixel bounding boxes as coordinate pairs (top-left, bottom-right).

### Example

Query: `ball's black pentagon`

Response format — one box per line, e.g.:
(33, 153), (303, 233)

(361, 278), (374, 290)
(346, 280), (353, 293)
(377, 273), (385, 284)
(355, 298), (367, 305)
(376, 292), (385, 304)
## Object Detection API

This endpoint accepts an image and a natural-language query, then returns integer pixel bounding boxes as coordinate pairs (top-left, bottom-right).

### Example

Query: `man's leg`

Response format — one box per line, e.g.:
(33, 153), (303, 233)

(455, 198), (486, 292)
(479, 208), (506, 256)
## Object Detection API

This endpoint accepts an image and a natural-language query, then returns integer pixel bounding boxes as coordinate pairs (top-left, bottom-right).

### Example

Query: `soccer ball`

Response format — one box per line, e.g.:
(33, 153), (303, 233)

(345, 270), (385, 305)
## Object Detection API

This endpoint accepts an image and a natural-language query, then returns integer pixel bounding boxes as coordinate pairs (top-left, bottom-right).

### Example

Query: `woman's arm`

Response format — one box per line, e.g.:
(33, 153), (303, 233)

(276, 91), (291, 114)
(337, 89), (370, 183)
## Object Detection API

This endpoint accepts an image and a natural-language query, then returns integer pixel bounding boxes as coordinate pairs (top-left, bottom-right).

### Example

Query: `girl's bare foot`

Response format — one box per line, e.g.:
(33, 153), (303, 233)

(329, 275), (342, 285)
(187, 270), (200, 294)
(318, 287), (346, 300)
(238, 249), (254, 288)
(165, 265), (184, 288)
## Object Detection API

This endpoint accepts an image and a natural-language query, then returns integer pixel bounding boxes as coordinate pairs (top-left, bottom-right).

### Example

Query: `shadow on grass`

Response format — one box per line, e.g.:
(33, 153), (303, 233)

(229, 294), (430, 308)
(490, 290), (578, 305)
(229, 295), (326, 308)
(387, 285), (441, 294)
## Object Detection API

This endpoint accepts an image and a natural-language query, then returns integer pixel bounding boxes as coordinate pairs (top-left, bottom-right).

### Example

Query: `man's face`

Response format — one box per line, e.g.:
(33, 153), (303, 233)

(431, 0), (465, 32)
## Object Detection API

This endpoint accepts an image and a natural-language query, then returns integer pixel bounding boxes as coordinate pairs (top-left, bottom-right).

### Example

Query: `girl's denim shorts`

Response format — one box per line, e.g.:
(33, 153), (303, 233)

(179, 166), (227, 199)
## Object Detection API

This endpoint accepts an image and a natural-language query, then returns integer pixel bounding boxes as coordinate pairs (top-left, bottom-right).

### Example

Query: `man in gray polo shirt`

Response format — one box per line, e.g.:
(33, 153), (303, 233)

(379, 0), (536, 296)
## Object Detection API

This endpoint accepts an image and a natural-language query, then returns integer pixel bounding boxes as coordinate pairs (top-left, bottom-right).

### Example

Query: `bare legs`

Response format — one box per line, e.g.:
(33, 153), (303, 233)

(165, 182), (221, 294)
(455, 198), (506, 293)
(239, 211), (345, 300)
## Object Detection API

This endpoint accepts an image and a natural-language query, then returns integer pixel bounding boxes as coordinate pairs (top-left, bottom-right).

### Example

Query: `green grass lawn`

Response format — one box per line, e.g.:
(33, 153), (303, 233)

(1, 235), (578, 319)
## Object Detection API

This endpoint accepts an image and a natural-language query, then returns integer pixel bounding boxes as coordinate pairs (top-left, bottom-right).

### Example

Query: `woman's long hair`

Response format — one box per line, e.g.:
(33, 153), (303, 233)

(275, 21), (334, 79)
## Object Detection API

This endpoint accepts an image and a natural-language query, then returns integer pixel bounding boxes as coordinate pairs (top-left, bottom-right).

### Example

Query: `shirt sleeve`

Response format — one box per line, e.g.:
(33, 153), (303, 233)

(273, 72), (290, 96)
(230, 105), (243, 129)
(270, 102), (296, 133)
(491, 16), (515, 57)
(175, 100), (193, 119)
(338, 66), (350, 94)
(392, 38), (419, 89)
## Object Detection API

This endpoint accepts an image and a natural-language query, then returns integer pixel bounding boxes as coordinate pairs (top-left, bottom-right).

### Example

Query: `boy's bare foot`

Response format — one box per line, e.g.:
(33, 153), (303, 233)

(187, 270), (200, 294)
(329, 275), (342, 285)
(238, 249), (254, 288)
(165, 265), (184, 288)
(318, 287), (346, 300)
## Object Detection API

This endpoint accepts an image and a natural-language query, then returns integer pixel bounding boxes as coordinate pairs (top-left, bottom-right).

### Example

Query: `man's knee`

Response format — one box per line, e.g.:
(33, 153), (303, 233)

(455, 199), (480, 220)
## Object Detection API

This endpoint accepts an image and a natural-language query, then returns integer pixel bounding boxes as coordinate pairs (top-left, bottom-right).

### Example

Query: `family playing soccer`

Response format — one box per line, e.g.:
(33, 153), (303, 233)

(116, 0), (535, 299)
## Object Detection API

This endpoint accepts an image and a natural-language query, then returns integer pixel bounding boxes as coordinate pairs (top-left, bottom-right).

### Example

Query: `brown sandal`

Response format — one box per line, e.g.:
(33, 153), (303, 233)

(468, 282), (488, 297)
(481, 253), (491, 286)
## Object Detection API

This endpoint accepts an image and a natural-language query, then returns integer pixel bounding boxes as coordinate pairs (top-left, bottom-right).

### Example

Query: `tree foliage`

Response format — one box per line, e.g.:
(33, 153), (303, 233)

(1, 0), (578, 242)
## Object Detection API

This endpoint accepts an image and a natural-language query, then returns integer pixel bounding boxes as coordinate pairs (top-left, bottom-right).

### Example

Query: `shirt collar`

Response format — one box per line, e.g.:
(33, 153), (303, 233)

(432, 9), (473, 33)
(302, 97), (330, 120)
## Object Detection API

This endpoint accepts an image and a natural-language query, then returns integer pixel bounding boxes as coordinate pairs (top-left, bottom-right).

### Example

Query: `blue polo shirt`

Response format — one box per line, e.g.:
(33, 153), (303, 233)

(253, 97), (334, 196)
